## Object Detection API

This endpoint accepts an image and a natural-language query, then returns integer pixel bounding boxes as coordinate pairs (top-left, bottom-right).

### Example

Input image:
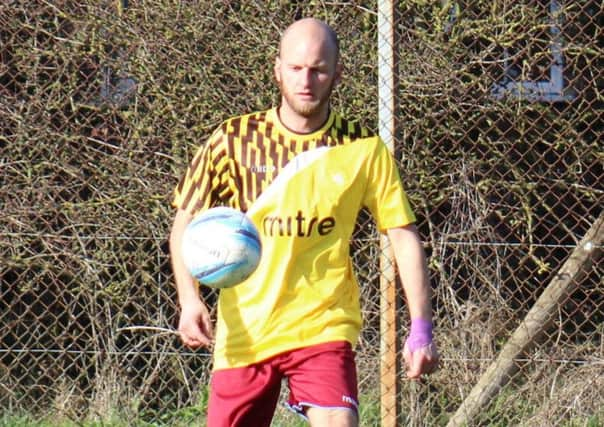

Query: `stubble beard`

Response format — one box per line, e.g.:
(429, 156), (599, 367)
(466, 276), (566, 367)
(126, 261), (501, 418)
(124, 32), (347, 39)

(278, 77), (335, 118)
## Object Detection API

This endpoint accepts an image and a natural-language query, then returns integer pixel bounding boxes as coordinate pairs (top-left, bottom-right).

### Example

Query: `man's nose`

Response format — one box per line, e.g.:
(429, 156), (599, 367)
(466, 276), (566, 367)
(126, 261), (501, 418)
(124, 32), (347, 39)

(299, 68), (313, 87)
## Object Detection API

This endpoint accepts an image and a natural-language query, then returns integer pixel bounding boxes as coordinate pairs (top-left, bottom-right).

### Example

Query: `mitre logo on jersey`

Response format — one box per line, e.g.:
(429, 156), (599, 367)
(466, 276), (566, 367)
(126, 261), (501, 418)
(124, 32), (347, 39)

(262, 210), (335, 237)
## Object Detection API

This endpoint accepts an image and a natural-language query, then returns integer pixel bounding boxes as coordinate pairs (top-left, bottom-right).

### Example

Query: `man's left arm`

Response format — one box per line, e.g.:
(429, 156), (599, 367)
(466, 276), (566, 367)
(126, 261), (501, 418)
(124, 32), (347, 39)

(387, 224), (440, 379)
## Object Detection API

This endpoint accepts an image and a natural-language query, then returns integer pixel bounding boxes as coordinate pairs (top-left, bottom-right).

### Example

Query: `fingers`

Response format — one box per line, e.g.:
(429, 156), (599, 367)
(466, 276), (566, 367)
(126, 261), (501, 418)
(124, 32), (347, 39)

(404, 342), (440, 379)
(180, 314), (214, 348)
(178, 303), (214, 349)
(406, 351), (423, 379)
(179, 331), (212, 348)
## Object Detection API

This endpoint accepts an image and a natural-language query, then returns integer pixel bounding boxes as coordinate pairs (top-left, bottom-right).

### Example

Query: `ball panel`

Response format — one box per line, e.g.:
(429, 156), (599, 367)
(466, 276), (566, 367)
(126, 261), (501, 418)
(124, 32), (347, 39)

(199, 260), (255, 288)
(234, 228), (262, 252)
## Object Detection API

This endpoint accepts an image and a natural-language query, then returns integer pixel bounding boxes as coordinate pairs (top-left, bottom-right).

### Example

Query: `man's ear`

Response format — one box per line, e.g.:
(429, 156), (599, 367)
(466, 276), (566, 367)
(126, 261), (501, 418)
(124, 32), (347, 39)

(274, 56), (281, 83)
(334, 62), (343, 85)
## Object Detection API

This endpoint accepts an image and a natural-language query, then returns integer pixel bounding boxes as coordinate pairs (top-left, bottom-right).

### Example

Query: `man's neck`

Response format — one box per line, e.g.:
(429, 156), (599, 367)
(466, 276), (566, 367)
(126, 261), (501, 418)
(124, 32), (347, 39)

(277, 105), (330, 134)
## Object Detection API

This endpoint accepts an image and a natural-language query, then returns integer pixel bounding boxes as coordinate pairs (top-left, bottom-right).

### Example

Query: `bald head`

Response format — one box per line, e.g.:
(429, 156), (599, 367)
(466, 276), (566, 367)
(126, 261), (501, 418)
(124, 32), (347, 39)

(279, 18), (339, 65)
(274, 18), (342, 131)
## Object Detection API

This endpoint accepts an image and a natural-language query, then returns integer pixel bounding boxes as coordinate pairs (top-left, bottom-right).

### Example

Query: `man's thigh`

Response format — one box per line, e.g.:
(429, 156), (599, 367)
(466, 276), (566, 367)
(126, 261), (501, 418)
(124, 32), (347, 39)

(281, 341), (359, 425)
(207, 363), (282, 427)
(306, 406), (358, 427)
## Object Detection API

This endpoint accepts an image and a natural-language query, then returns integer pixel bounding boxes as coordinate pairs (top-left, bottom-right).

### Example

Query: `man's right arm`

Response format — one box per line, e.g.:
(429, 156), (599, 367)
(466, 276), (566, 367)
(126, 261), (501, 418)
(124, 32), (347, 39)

(169, 208), (214, 348)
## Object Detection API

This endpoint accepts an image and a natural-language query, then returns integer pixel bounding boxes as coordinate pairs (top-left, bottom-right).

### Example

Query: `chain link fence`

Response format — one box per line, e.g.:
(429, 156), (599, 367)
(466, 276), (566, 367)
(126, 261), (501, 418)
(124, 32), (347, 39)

(1, 1), (602, 426)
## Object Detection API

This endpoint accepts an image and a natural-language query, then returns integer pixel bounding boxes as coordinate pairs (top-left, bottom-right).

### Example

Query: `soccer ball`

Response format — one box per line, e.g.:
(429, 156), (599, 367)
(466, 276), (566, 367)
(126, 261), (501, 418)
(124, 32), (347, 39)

(181, 207), (262, 288)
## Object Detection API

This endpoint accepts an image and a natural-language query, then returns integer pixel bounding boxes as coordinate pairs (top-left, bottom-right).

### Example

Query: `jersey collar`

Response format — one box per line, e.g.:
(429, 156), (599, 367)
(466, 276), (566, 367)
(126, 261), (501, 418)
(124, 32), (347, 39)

(269, 107), (335, 141)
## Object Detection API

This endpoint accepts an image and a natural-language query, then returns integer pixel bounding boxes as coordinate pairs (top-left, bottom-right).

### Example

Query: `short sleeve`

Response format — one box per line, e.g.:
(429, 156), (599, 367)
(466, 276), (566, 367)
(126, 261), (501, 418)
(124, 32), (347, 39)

(363, 138), (416, 231)
(172, 129), (223, 215)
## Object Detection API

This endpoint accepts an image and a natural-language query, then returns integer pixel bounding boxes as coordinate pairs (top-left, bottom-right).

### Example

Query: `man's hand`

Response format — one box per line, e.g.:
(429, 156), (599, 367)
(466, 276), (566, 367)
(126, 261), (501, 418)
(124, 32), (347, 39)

(403, 340), (440, 379)
(178, 298), (214, 348)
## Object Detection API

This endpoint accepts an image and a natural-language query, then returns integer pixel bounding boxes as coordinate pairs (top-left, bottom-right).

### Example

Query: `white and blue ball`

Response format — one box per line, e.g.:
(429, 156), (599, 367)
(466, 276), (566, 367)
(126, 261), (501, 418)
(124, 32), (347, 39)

(181, 207), (262, 289)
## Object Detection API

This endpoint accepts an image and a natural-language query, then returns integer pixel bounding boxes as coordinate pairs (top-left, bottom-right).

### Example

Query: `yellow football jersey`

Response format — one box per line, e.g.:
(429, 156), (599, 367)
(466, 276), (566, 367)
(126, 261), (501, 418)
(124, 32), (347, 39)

(173, 108), (416, 369)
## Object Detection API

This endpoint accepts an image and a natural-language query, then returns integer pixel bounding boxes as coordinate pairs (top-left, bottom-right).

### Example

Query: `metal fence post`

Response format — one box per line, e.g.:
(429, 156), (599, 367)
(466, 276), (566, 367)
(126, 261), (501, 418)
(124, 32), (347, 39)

(378, 1), (402, 425)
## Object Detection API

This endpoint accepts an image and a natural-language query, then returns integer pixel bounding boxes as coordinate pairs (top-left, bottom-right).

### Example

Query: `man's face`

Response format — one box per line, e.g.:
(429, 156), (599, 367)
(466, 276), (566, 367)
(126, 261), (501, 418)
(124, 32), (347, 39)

(274, 35), (340, 119)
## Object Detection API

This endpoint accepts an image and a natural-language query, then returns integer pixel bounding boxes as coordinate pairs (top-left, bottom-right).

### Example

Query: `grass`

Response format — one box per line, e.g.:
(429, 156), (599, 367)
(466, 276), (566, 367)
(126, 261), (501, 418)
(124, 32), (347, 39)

(2, 377), (602, 427)
(0, 392), (381, 427)
(3, 405), (603, 427)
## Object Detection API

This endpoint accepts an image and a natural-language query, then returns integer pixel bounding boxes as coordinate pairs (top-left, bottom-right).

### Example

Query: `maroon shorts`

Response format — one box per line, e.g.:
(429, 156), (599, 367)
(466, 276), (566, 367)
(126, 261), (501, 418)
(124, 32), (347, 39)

(206, 341), (359, 427)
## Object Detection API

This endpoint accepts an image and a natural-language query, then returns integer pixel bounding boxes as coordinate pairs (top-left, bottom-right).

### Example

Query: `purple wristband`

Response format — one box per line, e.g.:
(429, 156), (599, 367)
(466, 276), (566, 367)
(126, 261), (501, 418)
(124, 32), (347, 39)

(405, 318), (433, 353)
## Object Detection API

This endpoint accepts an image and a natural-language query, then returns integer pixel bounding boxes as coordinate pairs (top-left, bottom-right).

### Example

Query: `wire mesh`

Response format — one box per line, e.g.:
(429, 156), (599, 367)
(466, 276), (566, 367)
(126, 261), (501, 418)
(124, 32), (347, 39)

(1, 1), (602, 425)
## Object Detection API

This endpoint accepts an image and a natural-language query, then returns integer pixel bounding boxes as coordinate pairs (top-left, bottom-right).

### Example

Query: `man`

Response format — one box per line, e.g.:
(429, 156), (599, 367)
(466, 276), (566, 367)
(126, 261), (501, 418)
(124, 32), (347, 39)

(170, 18), (439, 427)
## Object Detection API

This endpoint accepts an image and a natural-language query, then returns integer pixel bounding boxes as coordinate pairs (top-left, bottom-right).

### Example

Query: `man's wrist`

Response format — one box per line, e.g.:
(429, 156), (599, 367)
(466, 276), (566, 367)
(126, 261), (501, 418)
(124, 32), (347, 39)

(178, 287), (201, 307)
(406, 317), (433, 353)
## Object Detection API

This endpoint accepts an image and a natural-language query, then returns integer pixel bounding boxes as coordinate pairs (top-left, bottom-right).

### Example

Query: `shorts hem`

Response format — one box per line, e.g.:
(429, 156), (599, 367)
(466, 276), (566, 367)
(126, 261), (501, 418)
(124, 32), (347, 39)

(285, 401), (359, 420)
